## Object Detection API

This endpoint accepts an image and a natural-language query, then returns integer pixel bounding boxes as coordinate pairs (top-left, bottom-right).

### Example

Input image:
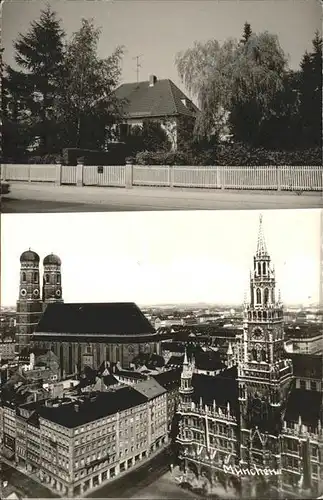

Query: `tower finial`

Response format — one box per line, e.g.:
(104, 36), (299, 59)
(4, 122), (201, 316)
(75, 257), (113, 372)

(256, 213), (267, 257)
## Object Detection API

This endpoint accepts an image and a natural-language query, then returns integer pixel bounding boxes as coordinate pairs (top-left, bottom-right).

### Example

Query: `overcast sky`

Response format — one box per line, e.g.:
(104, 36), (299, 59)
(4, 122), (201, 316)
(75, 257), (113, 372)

(2, 0), (321, 96)
(1, 209), (321, 308)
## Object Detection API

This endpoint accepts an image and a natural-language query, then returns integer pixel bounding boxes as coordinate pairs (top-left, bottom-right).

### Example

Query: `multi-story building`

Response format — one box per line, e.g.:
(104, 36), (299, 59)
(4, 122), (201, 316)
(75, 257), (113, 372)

(0, 340), (16, 361)
(175, 215), (323, 499)
(1, 380), (168, 497)
(284, 325), (322, 354)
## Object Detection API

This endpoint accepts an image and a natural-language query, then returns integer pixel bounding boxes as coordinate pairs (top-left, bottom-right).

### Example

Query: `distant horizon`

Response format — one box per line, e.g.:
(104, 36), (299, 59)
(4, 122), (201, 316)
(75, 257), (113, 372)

(1, 209), (320, 308)
(1, 300), (320, 310)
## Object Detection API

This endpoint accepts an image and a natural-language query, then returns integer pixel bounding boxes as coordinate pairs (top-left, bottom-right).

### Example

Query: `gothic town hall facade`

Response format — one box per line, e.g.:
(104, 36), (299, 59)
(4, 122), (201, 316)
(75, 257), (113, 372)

(176, 216), (323, 499)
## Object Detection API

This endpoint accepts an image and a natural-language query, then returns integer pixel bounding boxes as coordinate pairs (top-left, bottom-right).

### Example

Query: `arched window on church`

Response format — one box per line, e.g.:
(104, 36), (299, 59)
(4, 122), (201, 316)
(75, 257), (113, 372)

(253, 311), (257, 320)
(257, 263), (261, 275)
(57, 275), (61, 285)
(45, 274), (50, 284)
(271, 289), (275, 304)
(22, 272), (26, 282)
(256, 288), (261, 304)
(258, 311), (262, 320)
(264, 288), (269, 305)
(248, 312), (251, 320)
(263, 311), (267, 320)
(261, 350), (266, 362)
(251, 348), (257, 361)
(262, 262), (266, 275)
(34, 272), (38, 283)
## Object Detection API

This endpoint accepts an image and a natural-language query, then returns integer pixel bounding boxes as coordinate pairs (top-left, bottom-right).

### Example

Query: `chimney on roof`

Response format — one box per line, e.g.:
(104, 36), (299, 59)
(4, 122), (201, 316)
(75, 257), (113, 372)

(149, 75), (157, 87)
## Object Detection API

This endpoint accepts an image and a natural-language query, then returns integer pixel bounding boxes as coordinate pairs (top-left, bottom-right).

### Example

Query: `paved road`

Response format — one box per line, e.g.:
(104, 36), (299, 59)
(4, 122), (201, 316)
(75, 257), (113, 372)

(1, 182), (322, 212)
(87, 448), (193, 499)
(1, 460), (56, 498)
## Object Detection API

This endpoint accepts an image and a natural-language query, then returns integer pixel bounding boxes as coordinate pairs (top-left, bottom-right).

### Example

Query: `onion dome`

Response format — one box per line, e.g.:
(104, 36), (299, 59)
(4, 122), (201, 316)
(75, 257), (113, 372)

(20, 249), (40, 263)
(43, 253), (61, 266)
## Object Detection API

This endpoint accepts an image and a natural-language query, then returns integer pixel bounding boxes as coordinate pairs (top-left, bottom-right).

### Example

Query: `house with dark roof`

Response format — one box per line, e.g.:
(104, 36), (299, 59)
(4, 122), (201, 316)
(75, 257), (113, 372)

(115, 75), (199, 150)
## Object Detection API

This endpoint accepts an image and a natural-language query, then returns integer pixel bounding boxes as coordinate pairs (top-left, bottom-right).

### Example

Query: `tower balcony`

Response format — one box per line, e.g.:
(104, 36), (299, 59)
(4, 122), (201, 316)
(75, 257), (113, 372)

(179, 387), (194, 395)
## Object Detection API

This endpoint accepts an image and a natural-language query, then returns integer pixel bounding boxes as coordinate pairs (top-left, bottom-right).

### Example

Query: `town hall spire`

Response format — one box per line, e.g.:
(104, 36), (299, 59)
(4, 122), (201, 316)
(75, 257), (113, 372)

(256, 213), (268, 257)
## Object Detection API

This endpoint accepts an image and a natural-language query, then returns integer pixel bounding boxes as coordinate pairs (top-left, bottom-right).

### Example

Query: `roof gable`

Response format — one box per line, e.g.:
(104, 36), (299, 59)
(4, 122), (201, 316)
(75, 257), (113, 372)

(115, 78), (198, 119)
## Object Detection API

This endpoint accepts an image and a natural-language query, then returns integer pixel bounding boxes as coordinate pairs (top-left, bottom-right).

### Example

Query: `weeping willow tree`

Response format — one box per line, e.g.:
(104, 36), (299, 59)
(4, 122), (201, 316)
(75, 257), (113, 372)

(175, 27), (288, 146)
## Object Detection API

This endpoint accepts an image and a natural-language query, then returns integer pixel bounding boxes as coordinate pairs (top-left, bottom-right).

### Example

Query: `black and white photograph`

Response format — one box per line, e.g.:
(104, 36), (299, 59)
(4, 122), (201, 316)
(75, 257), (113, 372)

(0, 208), (322, 499)
(1, 0), (322, 212)
(0, 0), (322, 500)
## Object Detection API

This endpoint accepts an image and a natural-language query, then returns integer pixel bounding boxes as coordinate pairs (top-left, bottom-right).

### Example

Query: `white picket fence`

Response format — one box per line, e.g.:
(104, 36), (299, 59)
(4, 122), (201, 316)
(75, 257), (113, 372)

(1, 164), (322, 192)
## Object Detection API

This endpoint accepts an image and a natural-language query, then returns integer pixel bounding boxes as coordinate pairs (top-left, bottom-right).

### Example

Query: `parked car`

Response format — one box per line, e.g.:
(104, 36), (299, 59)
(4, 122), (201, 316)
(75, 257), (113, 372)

(1, 182), (10, 195)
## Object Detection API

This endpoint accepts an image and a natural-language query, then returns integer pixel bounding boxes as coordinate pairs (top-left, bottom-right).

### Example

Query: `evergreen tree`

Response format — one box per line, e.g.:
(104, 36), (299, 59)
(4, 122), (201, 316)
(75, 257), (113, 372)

(298, 31), (322, 148)
(240, 22), (252, 45)
(4, 6), (65, 156)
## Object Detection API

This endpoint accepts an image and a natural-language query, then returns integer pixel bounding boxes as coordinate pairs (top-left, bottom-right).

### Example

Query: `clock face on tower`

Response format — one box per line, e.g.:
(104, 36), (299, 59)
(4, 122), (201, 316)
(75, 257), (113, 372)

(252, 327), (264, 340)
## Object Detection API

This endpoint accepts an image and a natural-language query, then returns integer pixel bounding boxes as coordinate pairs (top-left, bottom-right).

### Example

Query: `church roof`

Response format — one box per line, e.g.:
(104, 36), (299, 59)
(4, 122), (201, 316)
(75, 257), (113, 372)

(20, 249), (39, 263)
(33, 302), (156, 340)
(43, 253), (61, 266)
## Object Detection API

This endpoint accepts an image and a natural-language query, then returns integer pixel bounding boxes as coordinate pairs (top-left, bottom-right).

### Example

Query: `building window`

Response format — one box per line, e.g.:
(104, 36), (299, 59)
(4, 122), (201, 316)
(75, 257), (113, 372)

(287, 455), (298, 469)
(22, 272), (26, 282)
(310, 381), (317, 391)
(264, 288), (269, 305)
(287, 439), (298, 452)
(45, 274), (50, 284)
(262, 262), (266, 275)
(300, 380), (306, 390)
(256, 288), (261, 304)
(257, 263), (261, 275)
(57, 275), (61, 285)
